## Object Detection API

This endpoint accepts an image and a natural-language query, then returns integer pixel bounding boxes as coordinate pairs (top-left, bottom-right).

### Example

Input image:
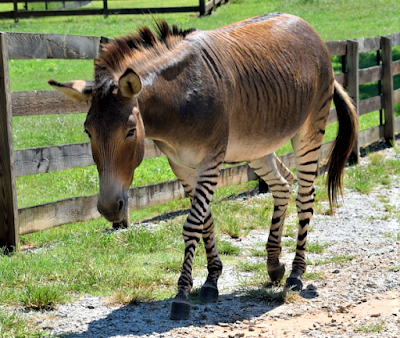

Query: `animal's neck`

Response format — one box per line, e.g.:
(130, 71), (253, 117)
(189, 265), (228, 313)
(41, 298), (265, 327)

(135, 43), (195, 141)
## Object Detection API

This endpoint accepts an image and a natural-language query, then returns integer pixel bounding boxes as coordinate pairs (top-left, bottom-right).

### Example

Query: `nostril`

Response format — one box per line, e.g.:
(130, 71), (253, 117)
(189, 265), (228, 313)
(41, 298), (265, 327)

(118, 199), (124, 213)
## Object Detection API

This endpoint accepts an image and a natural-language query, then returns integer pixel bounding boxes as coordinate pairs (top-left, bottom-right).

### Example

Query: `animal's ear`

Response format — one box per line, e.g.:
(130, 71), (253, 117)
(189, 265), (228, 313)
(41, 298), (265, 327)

(48, 79), (94, 103)
(119, 69), (142, 98)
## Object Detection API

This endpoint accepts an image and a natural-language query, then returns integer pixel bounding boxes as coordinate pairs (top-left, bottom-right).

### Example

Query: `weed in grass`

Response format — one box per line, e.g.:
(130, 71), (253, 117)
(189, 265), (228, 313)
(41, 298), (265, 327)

(306, 241), (327, 254)
(355, 321), (385, 333)
(307, 254), (356, 266)
(217, 239), (240, 256)
(383, 232), (400, 241)
(110, 287), (154, 305)
(250, 248), (267, 257)
(241, 286), (284, 303)
(282, 221), (297, 237)
(282, 238), (297, 252)
(20, 284), (65, 310)
(219, 214), (243, 238)
(282, 289), (304, 303)
(302, 271), (326, 280)
(0, 309), (46, 338)
(347, 166), (373, 194)
(158, 257), (183, 274)
(238, 260), (266, 274)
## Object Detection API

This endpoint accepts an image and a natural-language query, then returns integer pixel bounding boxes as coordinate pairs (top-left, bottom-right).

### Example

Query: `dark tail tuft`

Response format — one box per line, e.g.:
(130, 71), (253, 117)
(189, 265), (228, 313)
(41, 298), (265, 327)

(326, 81), (358, 213)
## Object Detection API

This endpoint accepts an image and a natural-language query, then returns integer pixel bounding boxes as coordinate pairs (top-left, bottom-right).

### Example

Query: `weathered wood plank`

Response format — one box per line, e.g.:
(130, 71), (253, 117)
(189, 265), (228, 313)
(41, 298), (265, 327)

(8, 7), (199, 20)
(11, 90), (89, 116)
(327, 94), (378, 124)
(358, 125), (384, 148)
(393, 60), (400, 76)
(382, 36), (395, 144)
(325, 40), (347, 56)
(15, 143), (94, 177)
(15, 139), (164, 177)
(359, 65), (382, 85)
(0, 32), (19, 250)
(205, 0), (223, 13)
(7, 32), (101, 59)
(217, 163), (257, 188)
(334, 72), (347, 87)
(327, 107), (338, 124)
(395, 115), (400, 132)
(19, 194), (100, 235)
(393, 88), (400, 104)
(388, 32), (400, 47)
(18, 163), (256, 234)
(359, 96), (384, 116)
(356, 36), (381, 53)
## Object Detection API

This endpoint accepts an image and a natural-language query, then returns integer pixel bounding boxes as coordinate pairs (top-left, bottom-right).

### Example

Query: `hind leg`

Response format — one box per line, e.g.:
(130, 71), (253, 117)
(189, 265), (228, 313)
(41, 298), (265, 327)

(198, 209), (223, 303)
(285, 126), (325, 291)
(249, 153), (294, 283)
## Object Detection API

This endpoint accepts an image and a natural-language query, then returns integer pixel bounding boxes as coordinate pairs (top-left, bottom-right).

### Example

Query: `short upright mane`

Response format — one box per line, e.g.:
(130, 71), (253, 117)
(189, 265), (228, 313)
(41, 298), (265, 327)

(95, 20), (196, 86)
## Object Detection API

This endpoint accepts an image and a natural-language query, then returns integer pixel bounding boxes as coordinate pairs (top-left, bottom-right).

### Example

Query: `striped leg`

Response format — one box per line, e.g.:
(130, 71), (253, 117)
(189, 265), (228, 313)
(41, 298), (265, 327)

(249, 153), (294, 283)
(285, 127), (325, 291)
(168, 158), (222, 320)
(199, 209), (223, 302)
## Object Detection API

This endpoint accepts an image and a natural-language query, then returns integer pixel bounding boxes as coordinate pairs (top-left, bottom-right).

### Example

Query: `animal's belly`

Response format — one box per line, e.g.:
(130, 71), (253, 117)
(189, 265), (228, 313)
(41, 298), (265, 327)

(224, 136), (290, 163)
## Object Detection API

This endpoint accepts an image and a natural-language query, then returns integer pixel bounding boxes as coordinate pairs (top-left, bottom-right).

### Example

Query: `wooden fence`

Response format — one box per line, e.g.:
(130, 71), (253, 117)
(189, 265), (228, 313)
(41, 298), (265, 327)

(0, 0), (228, 21)
(0, 30), (400, 251)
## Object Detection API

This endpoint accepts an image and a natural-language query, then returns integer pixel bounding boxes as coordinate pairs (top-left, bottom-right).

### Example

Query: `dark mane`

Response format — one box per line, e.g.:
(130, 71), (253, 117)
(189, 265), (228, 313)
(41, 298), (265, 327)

(95, 21), (196, 93)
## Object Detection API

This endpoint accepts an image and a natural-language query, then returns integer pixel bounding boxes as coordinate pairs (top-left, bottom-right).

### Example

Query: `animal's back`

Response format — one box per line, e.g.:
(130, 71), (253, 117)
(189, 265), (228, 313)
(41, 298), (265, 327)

(189, 13), (334, 161)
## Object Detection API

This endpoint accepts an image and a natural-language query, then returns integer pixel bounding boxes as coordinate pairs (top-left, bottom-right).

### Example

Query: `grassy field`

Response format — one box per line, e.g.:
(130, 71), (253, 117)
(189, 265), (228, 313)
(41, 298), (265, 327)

(0, 1), (400, 335)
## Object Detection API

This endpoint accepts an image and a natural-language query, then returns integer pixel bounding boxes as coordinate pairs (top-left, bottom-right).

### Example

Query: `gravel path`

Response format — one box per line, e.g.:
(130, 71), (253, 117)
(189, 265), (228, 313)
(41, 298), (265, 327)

(17, 140), (400, 338)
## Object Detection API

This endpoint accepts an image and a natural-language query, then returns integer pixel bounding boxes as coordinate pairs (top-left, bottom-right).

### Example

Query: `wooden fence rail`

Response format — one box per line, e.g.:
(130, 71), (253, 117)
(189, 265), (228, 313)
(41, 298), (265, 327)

(1, 30), (400, 250)
(0, 0), (228, 21)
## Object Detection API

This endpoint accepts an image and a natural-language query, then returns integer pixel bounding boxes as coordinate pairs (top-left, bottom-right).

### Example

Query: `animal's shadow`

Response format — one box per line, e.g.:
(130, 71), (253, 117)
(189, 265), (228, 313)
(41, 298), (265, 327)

(59, 286), (318, 338)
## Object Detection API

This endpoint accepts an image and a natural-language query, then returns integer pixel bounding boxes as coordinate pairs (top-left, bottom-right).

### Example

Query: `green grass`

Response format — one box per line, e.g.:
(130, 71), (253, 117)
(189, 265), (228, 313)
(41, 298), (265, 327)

(346, 153), (400, 194)
(355, 321), (385, 333)
(307, 254), (356, 266)
(0, 309), (47, 338)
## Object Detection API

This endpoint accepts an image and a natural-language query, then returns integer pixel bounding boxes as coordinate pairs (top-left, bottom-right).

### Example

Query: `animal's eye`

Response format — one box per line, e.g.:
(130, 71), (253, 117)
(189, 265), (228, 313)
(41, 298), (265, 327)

(84, 129), (92, 139)
(126, 128), (136, 139)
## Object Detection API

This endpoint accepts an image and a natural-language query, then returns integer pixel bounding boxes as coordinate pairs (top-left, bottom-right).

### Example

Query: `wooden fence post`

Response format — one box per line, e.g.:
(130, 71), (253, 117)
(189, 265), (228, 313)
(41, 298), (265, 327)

(381, 36), (395, 145)
(13, 0), (19, 23)
(0, 32), (19, 252)
(199, 0), (206, 16)
(347, 40), (360, 163)
(103, 0), (108, 18)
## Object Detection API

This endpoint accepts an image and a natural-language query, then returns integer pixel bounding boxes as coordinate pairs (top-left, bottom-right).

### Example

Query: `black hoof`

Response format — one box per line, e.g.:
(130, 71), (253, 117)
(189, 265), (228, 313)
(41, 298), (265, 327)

(268, 264), (286, 282)
(112, 221), (128, 229)
(170, 300), (191, 320)
(284, 277), (303, 292)
(199, 281), (219, 303)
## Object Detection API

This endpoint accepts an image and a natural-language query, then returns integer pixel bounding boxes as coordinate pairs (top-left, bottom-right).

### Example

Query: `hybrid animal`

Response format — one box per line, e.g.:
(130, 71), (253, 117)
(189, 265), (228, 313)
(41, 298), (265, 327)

(49, 13), (357, 320)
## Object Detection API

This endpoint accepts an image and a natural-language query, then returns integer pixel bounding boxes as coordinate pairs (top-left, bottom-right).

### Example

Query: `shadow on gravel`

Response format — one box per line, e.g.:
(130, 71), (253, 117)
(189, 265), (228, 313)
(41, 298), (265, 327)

(63, 289), (303, 338)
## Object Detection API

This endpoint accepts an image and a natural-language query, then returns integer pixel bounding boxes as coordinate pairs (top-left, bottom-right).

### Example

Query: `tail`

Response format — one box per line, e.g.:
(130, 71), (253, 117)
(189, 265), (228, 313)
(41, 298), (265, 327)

(326, 80), (358, 212)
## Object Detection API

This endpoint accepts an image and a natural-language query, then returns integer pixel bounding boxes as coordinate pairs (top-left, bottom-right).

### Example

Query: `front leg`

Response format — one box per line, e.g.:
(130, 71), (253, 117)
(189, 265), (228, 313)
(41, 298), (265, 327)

(169, 158), (223, 320)
(198, 209), (222, 303)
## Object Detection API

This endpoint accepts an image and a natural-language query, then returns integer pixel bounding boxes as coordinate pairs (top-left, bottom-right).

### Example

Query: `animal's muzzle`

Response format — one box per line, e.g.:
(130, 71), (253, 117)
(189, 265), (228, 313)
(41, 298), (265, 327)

(97, 193), (128, 223)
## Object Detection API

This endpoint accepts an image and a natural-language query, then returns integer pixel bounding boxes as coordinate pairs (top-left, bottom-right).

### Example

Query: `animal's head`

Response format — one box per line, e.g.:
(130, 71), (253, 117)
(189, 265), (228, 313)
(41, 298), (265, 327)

(48, 69), (145, 225)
